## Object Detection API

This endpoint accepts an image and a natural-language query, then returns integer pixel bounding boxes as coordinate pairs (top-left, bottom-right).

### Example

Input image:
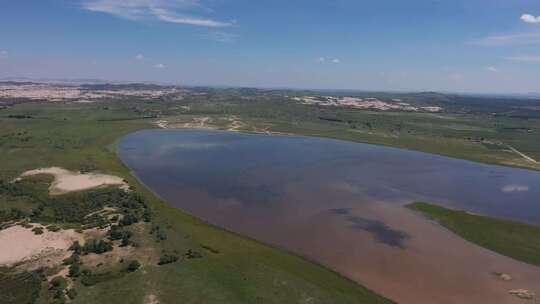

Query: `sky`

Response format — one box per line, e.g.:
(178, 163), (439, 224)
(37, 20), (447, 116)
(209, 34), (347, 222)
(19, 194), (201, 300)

(0, 0), (539, 93)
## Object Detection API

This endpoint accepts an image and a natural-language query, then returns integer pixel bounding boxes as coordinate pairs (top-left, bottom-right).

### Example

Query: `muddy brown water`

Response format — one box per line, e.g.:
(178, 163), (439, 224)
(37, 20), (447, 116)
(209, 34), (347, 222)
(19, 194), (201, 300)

(118, 129), (540, 304)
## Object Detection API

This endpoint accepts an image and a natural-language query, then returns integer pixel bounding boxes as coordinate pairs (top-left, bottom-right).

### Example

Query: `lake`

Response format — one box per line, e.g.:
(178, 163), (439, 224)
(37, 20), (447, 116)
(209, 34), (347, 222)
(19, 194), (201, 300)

(118, 129), (540, 304)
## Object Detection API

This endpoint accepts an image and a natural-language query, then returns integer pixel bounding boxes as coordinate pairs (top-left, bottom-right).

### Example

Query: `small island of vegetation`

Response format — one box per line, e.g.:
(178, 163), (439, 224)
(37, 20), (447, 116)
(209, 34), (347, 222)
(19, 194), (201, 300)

(406, 202), (540, 267)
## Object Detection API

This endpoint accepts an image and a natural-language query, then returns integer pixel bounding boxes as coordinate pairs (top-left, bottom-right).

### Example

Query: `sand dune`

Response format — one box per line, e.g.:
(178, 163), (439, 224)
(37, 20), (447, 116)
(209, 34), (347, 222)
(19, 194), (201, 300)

(0, 225), (81, 266)
(20, 167), (128, 195)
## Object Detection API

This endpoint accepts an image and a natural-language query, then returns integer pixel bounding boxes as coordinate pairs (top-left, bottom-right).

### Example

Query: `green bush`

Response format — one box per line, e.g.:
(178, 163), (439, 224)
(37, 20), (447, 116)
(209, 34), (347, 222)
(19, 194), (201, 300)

(50, 276), (67, 290)
(108, 225), (132, 246)
(62, 253), (80, 266)
(184, 249), (203, 259)
(158, 254), (179, 265)
(68, 263), (81, 278)
(81, 273), (97, 286)
(31, 227), (43, 235)
(127, 260), (141, 272)
(119, 213), (138, 226)
(82, 238), (113, 254)
(46, 225), (60, 232)
(68, 241), (82, 255)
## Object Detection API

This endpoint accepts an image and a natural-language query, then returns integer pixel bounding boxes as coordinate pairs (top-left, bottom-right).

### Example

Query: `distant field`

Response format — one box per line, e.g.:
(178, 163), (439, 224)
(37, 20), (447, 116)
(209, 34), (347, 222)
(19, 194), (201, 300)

(406, 202), (540, 268)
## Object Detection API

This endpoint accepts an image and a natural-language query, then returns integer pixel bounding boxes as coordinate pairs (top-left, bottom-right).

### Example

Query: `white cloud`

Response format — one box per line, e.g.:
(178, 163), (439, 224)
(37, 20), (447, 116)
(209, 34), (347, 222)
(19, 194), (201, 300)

(154, 10), (233, 27)
(135, 54), (144, 60)
(317, 57), (340, 64)
(0, 50), (8, 58)
(471, 32), (540, 46)
(204, 31), (239, 43)
(506, 55), (540, 63)
(485, 66), (498, 72)
(154, 63), (165, 68)
(502, 184), (529, 193)
(82, 0), (233, 27)
(521, 14), (540, 24)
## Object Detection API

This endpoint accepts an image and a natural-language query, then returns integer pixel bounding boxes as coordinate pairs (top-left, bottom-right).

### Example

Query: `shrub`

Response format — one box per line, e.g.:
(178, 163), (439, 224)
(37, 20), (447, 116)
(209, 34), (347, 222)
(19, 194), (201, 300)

(201, 245), (220, 254)
(62, 253), (80, 266)
(108, 226), (132, 243)
(53, 289), (64, 300)
(142, 209), (152, 222)
(158, 254), (179, 265)
(79, 164), (97, 174)
(120, 234), (131, 247)
(50, 276), (67, 290)
(119, 213), (138, 226)
(157, 230), (167, 241)
(66, 288), (77, 300)
(31, 227), (44, 235)
(68, 263), (81, 278)
(184, 249), (203, 259)
(80, 272), (97, 286)
(68, 241), (82, 255)
(127, 260), (141, 272)
(82, 238), (113, 254)
(46, 225), (60, 232)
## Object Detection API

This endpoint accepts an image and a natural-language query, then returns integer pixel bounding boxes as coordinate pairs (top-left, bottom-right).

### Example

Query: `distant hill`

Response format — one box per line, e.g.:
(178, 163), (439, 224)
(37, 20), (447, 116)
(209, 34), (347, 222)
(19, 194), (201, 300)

(80, 83), (178, 91)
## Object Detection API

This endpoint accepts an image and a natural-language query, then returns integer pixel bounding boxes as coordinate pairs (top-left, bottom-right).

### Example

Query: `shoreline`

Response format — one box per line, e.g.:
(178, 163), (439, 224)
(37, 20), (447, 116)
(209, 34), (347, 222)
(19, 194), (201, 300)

(153, 123), (540, 173)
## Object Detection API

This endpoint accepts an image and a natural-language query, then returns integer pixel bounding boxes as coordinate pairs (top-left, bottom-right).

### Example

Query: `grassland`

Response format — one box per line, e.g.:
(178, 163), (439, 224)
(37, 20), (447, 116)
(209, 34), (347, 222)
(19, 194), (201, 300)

(0, 101), (393, 303)
(406, 202), (540, 268)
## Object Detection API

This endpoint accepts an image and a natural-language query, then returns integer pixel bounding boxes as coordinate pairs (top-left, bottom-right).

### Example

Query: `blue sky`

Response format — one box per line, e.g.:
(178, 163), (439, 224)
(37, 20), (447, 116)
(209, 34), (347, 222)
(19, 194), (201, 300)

(0, 0), (539, 92)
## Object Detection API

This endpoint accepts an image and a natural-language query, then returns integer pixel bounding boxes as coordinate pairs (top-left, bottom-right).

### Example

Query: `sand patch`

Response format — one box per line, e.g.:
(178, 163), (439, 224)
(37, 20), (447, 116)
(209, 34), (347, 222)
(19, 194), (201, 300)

(509, 289), (535, 300)
(20, 167), (128, 195)
(156, 117), (214, 129)
(145, 293), (159, 304)
(0, 224), (83, 267)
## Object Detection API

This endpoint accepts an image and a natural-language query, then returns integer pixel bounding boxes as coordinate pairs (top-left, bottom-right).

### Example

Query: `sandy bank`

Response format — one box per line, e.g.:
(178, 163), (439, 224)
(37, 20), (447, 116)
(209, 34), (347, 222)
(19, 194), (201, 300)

(0, 224), (82, 267)
(20, 167), (128, 195)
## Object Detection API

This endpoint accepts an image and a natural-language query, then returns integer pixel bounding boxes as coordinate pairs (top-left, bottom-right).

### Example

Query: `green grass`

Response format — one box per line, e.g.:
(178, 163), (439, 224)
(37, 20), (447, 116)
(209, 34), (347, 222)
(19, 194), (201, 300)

(406, 202), (540, 268)
(0, 270), (43, 304)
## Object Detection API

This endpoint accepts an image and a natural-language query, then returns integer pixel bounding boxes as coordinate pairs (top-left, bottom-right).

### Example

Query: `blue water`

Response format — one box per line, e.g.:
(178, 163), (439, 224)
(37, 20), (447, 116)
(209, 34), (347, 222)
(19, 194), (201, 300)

(118, 129), (540, 226)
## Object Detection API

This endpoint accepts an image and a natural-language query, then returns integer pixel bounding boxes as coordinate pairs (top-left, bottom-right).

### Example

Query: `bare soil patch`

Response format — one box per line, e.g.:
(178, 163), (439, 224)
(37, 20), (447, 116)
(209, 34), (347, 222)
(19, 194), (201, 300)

(0, 224), (83, 267)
